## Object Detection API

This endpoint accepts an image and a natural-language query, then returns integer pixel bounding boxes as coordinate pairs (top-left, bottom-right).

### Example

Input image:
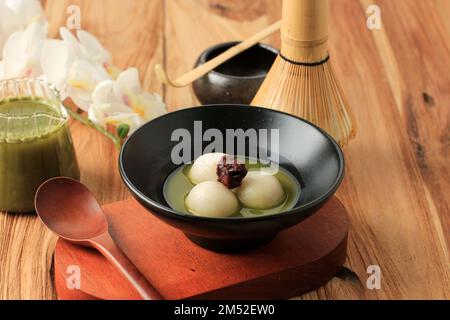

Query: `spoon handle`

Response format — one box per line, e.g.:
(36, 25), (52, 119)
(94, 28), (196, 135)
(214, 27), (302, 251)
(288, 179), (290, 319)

(92, 232), (162, 300)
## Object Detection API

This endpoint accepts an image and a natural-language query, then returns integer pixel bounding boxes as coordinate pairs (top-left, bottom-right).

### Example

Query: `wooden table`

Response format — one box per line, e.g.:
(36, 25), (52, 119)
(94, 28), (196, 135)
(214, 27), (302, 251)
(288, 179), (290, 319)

(0, 0), (448, 299)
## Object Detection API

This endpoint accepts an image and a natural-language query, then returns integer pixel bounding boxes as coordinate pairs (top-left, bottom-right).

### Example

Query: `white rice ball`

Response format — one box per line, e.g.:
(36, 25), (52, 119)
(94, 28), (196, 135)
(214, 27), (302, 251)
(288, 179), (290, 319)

(185, 181), (239, 217)
(188, 152), (226, 184)
(235, 171), (286, 209)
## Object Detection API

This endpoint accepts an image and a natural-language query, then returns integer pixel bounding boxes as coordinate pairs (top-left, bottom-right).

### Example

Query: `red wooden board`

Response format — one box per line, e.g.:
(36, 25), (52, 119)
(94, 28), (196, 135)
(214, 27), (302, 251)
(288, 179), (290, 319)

(54, 197), (349, 300)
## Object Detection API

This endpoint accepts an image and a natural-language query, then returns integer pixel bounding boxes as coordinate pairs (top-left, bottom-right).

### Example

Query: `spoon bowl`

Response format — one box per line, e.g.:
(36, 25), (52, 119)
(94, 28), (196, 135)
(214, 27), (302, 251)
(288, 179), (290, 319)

(35, 177), (107, 241)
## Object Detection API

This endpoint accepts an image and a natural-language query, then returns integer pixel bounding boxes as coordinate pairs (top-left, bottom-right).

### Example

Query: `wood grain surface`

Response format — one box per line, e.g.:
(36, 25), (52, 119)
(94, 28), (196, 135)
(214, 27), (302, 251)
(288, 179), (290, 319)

(0, 0), (449, 299)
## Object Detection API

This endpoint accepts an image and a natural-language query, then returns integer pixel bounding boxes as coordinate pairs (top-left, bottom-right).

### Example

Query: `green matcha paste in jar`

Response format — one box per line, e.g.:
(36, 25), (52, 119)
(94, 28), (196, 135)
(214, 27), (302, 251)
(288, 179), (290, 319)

(0, 79), (80, 212)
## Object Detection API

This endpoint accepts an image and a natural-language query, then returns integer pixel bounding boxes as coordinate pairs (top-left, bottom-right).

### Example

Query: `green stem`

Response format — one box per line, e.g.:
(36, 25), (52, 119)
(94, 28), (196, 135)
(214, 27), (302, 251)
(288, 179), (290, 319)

(63, 104), (122, 149)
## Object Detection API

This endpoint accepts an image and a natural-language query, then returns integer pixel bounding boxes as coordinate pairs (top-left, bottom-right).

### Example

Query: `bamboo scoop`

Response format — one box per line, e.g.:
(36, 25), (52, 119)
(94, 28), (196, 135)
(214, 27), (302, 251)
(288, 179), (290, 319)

(155, 20), (281, 87)
(34, 177), (162, 300)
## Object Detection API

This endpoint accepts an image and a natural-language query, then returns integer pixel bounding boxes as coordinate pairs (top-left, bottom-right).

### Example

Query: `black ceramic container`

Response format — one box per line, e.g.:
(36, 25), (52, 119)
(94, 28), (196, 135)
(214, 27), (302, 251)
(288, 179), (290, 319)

(119, 105), (344, 253)
(192, 42), (278, 105)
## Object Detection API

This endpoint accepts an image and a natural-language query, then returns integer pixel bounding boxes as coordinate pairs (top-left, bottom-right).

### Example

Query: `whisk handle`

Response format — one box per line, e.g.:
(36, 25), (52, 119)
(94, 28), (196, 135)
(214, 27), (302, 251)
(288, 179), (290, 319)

(281, 0), (329, 63)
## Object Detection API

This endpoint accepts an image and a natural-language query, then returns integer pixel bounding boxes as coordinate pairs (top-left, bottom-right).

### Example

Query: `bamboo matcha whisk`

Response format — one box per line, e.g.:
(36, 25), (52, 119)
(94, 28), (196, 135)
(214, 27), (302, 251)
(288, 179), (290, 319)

(252, 0), (355, 146)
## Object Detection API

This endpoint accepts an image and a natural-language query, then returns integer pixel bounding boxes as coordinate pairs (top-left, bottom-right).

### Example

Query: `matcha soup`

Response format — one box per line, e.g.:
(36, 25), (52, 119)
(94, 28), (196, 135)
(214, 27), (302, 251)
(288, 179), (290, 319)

(164, 153), (301, 218)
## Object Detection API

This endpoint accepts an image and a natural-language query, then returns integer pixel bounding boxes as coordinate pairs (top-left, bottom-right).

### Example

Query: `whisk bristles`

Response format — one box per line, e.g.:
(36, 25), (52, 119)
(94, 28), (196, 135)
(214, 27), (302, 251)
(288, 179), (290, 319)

(252, 54), (356, 146)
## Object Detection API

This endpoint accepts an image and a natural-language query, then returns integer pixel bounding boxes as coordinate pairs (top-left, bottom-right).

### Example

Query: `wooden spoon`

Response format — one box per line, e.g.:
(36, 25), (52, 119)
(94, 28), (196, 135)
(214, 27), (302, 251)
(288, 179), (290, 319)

(34, 177), (162, 300)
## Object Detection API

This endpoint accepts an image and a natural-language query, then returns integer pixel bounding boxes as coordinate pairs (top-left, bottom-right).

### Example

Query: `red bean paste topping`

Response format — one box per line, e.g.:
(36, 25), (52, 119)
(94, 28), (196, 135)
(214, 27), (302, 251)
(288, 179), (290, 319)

(216, 155), (248, 189)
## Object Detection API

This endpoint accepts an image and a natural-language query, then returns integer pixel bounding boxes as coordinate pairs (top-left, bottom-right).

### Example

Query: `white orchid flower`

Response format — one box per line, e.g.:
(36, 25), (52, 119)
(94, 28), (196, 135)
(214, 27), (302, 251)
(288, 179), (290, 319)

(0, 3), (20, 57)
(114, 68), (166, 121)
(1, 20), (47, 79)
(4, 0), (43, 25)
(59, 28), (112, 68)
(0, 0), (43, 59)
(65, 59), (111, 111)
(88, 79), (142, 129)
(89, 68), (166, 131)
(59, 27), (120, 78)
(41, 28), (112, 111)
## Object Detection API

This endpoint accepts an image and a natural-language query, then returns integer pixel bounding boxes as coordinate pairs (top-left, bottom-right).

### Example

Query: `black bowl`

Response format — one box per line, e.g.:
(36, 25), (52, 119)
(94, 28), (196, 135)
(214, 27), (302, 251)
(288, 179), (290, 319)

(119, 105), (344, 253)
(192, 42), (278, 105)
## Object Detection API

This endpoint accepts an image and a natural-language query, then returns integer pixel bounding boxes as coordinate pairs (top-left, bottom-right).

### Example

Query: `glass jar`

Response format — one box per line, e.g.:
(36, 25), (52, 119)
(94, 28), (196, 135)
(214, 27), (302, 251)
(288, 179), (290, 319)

(0, 78), (80, 212)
